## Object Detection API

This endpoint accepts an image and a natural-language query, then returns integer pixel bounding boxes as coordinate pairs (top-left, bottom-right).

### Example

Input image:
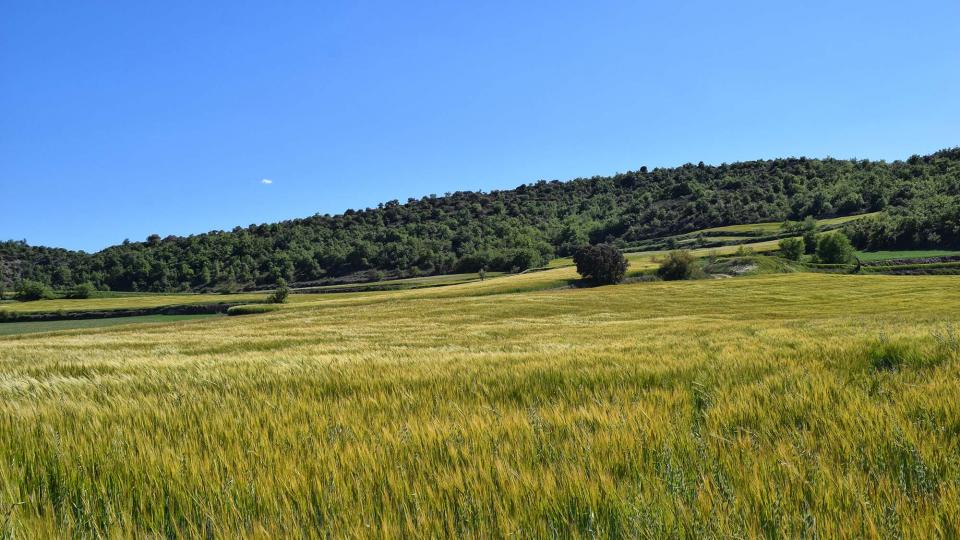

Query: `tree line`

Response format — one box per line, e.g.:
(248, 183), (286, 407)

(2, 148), (958, 293)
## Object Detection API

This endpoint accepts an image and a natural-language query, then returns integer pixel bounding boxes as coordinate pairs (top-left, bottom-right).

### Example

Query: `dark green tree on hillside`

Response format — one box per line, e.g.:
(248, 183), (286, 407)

(66, 282), (95, 299)
(816, 232), (855, 264)
(269, 278), (290, 304)
(657, 250), (697, 281)
(573, 244), (628, 285)
(778, 237), (805, 261)
(15, 280), (54, 301)
(801, 217), (818, 254)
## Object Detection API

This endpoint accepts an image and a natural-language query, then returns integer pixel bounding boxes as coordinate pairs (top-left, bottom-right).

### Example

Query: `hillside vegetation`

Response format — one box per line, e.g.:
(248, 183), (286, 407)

(3, 148), (958, 293)
(1, 269), (959, 537)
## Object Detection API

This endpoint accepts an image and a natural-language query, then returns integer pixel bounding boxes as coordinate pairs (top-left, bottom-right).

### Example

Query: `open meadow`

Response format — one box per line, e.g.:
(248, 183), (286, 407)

(2, 265), (960, 538)
(5, 2), (959, 536)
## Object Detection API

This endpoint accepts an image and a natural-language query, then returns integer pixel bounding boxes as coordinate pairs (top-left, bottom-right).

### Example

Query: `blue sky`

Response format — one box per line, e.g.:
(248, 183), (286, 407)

(2, 1), (958, 252)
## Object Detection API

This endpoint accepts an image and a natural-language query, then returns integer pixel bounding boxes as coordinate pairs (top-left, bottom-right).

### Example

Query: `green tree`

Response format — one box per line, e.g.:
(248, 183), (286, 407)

(65, 282), (96, 299)
(801, 217), (818, 254)
(269, 278), (290, 304)
(778, 237), (805, 261)
(15, 280), (54, 301)
(657, 250), (697, 281)
(573, 244), (628, 285)
(816, 232), (855, 264)
(52, 265), (73, 287)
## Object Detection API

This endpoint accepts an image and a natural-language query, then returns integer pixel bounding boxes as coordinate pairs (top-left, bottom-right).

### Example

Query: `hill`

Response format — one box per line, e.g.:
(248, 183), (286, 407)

(3, 147), (959, 293)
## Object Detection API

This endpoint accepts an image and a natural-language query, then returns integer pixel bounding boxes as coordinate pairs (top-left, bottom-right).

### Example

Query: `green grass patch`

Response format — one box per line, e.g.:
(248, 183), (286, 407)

(295, 271), (504, 294)
(1, 292), (270, 314)
(856, 250), (960, 262)
(864, 340), (948, 372)
(226, 304), (282, 316)
(697, 212), (877, 235)
(0, 314), (220, 336)
(861, 261), (960, 273)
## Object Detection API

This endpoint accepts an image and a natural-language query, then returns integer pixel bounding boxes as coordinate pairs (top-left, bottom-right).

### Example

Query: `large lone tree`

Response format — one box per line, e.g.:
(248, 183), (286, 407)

(573, 244), (628, 285)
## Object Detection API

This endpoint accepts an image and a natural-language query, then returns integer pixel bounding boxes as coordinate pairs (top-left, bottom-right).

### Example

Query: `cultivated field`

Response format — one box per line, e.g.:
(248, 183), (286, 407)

(856, 250), (960, 262)
(697, 213), (878, 235)
(0, 292), (268, 314)
(0, 314), (221, 337)
(2, 263), (960, 538)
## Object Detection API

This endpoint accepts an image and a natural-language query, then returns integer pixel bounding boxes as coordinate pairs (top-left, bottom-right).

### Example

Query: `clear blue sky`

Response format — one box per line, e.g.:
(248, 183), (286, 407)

(2, 0), (958, 252)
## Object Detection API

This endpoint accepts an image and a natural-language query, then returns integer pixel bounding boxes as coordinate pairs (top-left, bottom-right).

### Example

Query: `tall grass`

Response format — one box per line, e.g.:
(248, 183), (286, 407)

(1, 273), (959, 537)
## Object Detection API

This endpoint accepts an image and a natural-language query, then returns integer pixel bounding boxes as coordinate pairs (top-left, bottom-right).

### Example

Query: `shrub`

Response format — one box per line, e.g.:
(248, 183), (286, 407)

(778, 237), (805, 261)
(269, 278), (290, 304)
(572, 244), (628, 284)
(780, 220), (803, 234)
(14, 280), (54, 301)
(65, 282), (96, 299)
(507, 248), (543, 272)
(657, 250), (696, 281)
(227, 304), (281, 316)
(802, 217), (818, 254)
(217, 281), (240, 294)
(816, 232), (855, 264)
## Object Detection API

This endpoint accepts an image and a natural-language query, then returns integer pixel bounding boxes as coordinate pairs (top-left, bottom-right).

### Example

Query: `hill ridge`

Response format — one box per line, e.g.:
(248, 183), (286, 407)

(2, 147), (958, 292)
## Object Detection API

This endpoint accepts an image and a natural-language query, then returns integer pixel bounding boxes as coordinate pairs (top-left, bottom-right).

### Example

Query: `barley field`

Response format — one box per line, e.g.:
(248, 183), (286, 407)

(2, 270), (959, 538)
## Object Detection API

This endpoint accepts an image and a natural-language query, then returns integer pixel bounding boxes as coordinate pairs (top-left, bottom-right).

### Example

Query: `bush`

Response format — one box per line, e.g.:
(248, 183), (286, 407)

(227, 304), (281, 316)
(269, 278), (290, 304)
(572, 244), (628, 284)
(65, 282), (96, 299)
(778, 237), (805, 261)
(816, 232), (855, 264)
(802, 217), (818, 254)
(506, 248), (543, 272)
(657, 250), (697, 281)
(14, 280), (54, 301)
(217, 281), (240, 294)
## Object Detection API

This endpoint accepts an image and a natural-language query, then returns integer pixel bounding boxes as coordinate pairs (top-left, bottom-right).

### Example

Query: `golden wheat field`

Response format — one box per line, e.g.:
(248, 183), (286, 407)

(2, 269), (960, 538)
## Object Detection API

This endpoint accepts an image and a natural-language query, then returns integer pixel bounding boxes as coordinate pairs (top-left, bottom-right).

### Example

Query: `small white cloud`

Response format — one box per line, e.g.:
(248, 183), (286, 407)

(260, 178), (273, 185)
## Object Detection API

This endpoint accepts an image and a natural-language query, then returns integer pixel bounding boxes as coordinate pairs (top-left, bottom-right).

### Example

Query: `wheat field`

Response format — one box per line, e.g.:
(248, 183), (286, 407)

(2, 270), (959, 538)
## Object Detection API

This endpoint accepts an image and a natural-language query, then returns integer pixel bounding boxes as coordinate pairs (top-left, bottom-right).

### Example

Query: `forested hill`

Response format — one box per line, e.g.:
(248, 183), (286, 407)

(3, 148), (959, 293)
